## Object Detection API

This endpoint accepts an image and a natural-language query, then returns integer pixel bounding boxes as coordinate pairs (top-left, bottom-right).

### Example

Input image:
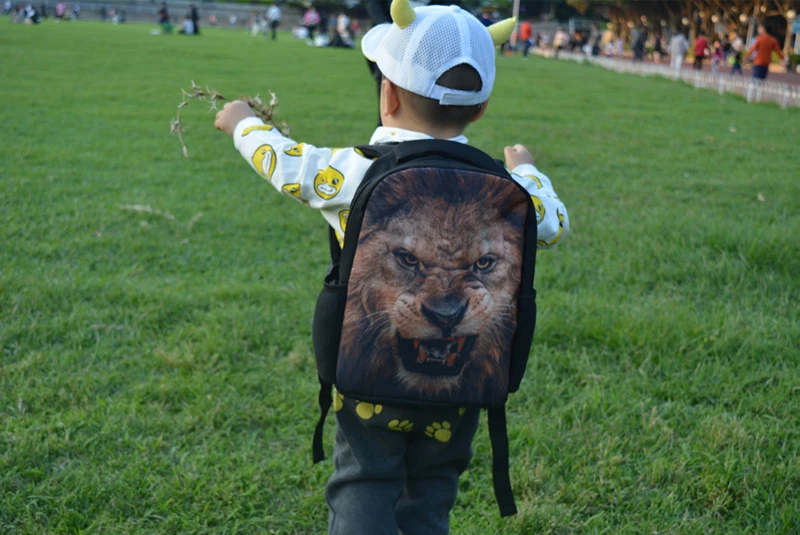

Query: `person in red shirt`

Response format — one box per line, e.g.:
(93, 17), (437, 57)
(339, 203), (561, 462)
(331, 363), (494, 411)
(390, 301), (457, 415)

(693, 31), (709, 70)
(519, 20), (533, 57)
(747, 24), (784, 80)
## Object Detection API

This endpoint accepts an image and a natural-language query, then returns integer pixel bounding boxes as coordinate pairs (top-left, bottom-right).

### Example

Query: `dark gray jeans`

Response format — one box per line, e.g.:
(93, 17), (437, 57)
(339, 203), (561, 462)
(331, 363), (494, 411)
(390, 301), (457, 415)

(325, 396), (481, 535)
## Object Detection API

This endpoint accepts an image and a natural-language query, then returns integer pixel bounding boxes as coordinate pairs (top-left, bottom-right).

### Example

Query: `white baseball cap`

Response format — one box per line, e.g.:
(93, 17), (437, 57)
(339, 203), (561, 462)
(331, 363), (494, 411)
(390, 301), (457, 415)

(361, 0), (515, 106)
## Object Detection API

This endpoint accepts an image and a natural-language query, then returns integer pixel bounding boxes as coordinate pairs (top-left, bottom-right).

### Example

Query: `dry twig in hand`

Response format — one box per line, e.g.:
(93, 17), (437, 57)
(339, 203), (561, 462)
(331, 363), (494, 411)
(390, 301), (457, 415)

(170, 81), (289, 158)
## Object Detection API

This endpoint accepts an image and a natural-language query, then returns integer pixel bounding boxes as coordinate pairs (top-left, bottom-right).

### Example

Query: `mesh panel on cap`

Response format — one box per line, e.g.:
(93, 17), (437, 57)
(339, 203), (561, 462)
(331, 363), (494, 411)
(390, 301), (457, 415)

(372, 6), (496, 104)
(469, 20), (495, 84)
(412, 15), (462, 77)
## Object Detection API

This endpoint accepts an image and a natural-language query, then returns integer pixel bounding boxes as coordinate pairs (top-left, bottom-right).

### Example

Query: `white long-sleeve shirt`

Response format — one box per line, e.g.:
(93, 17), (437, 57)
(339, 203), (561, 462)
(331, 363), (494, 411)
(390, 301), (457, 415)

(233, 118), (569, 248)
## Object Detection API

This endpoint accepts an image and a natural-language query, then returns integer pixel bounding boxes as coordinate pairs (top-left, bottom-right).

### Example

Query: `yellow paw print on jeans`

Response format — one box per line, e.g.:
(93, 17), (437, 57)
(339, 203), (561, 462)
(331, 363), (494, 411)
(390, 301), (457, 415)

(333, 391), (344, 412)
(355, 401), (383, 420)
(388, 419), (414, 432)
(425, 421), (452, 443)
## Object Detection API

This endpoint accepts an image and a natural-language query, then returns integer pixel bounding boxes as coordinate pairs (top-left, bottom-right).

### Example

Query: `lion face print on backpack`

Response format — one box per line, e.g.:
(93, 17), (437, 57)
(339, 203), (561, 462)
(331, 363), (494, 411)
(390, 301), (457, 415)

(337, 170), (526, 407)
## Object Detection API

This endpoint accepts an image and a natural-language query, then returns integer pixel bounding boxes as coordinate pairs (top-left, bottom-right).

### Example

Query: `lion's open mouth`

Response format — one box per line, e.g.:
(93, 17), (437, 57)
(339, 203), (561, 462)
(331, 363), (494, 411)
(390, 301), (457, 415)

(396, 334), (477, 376)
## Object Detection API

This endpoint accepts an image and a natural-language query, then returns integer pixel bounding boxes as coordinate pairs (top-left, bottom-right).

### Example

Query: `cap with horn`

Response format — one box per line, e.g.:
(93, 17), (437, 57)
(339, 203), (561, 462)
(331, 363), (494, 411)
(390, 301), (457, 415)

(390, 0), (416, 29)
(362, 2), (507, 106)
(487, 17), (516, 46)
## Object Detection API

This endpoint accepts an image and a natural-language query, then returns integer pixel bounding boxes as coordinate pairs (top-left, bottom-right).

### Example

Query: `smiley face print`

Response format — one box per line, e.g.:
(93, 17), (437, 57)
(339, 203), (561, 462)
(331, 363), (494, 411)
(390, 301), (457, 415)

(241, 124), (274, 136)
(281, 183), (309, 205)
(538, 208), (565, 247)
(284, 143), (306, 157)
(530, 196), (546, 225)
(252, 144), (276, 180)
(523, 174), (543, 189)
(339, 210), (350, 232)
(314, 166), (344, 200)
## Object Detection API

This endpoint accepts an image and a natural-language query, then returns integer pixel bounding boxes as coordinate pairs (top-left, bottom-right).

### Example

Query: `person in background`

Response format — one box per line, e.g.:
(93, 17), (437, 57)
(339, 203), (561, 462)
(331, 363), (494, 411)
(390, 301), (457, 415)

(39, 1), (46, 18)
(71, 2), (78, 19)
(710, 40), (723, 74)
(553, 27), (569, 58)
(229, 14), (237, 28)
(722, 35), (731, 61)
(208, 13), (217, 26)
(3, 0), (12, 14)
(54, 0), (63, 20)
(190, 3), (199, 34)
(746, 24), (784, 80)
(693, 31), (708, 70)
(652, 33), (664, 64)
(179, 13), (194, 34)
(24, 3), (40, 23)
(157, 2), (167, 24)
(519, 19), (532, 58)
(729, 35), (743, 75)
(267, 2), (280, 40)
(632, 25), (647, 63)
(303, 6), (320, 42)
(668, 30), (689, 75)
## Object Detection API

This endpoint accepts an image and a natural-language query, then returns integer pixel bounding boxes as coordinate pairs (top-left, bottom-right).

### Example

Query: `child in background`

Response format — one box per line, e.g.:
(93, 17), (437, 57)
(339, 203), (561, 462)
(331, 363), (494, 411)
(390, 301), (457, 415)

(711, 40), (724, 74)
(213, 2), (569, 533)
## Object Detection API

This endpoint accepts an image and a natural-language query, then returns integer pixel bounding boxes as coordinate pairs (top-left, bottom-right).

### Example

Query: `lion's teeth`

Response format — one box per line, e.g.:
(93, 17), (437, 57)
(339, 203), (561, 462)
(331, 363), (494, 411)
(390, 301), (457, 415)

(417, 347), (427, 363)
(457, 337), (466, 352)
(446, 353), (457, 366)
(413, 339), (420, 349)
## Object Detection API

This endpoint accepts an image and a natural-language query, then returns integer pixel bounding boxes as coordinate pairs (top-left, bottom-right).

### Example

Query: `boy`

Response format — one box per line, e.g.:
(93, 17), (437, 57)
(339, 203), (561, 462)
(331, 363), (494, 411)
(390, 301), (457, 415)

(214, 2), (569, 533)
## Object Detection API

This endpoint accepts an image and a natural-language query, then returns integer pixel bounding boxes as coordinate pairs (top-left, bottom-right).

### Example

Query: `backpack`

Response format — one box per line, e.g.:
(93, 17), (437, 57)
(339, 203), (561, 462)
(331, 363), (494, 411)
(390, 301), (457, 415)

(311, 139), (538, 516)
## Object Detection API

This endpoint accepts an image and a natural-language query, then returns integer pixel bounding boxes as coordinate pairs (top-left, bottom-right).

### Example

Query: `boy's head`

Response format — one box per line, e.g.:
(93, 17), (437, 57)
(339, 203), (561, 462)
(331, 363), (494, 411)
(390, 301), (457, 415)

(362, 0), (514, 136)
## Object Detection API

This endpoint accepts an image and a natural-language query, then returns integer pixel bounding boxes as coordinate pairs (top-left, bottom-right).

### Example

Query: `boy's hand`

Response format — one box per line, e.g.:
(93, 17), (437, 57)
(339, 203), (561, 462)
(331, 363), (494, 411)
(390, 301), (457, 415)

(504, 144), (535, 169)
(214, 100), (256, 136)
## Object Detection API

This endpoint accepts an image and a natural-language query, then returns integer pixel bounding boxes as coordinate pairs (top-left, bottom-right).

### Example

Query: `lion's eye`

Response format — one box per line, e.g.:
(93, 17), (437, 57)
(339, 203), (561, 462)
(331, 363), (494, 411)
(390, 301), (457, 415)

(474, 256), (496, 272)
(395, 250), (419, 269)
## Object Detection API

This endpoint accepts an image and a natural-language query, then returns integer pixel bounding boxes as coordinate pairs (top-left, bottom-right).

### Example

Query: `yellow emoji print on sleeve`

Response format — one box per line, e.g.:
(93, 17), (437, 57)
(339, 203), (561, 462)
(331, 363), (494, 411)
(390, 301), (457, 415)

(538, 208), (565, 247)
(530, 196), (546, 225)
(283, 143), (305, 156)
(281, 183), (309, 205)
(314, 167), (344, 200)
(523, 174), (544, 189)
(241, 124), (274, 136)
(252, 144), (277, 180)
(338, 210), (350, 232)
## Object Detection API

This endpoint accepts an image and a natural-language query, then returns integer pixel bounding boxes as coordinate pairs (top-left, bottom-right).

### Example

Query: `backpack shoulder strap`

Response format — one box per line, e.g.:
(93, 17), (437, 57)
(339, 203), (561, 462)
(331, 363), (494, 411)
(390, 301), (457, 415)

(312, 379), (333, 464)
(488, 405), (518, 517)
(387, 139), (508, 174)
(327, 226), (341, 266)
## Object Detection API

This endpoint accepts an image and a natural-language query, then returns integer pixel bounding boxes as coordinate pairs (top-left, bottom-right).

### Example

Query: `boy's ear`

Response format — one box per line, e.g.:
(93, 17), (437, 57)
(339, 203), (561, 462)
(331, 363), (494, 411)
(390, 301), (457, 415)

(380, 78), (401, 118)
(470, 100), (489, 123)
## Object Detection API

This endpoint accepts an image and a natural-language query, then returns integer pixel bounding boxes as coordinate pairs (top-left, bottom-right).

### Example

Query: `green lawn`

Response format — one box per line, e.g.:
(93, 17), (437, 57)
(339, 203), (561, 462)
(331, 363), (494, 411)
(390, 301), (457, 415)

(1, 21), (798, 535)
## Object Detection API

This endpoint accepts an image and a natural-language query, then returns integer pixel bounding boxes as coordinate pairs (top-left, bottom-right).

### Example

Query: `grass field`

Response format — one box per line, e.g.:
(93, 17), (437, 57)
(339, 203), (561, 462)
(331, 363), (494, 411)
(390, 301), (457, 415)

(1, 21), (798, 535)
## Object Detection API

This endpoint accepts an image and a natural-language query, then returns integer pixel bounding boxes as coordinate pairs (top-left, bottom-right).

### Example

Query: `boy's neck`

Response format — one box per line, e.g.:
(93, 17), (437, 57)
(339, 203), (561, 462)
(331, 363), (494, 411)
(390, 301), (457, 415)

(381, 117), (465, 141)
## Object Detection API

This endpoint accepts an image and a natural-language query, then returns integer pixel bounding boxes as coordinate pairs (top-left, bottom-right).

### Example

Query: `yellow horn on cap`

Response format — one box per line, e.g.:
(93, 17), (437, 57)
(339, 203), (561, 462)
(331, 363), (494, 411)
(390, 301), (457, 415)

(391, 0), (416, 29)
(487, 17), (516, 46)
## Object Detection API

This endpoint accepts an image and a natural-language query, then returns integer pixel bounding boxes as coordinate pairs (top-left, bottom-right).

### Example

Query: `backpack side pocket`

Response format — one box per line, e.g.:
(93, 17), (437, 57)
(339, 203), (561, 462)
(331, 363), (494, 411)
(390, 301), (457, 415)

(312, 267), (348, 385)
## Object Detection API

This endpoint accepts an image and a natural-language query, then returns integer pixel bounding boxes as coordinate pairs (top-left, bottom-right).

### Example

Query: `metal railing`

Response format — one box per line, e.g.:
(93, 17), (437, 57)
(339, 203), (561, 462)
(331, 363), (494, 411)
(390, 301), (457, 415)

(535, 49), (800, 109)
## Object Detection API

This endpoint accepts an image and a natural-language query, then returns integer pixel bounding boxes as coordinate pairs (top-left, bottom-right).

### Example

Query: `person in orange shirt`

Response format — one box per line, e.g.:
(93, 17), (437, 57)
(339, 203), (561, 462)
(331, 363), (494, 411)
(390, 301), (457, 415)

(747, 24), (784, 80)
(519, 20), (533, 57)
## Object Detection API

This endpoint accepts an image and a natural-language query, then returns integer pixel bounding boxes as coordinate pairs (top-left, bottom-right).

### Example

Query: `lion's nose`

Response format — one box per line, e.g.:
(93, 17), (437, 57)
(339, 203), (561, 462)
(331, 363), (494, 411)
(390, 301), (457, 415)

(421, 297), (467, 335)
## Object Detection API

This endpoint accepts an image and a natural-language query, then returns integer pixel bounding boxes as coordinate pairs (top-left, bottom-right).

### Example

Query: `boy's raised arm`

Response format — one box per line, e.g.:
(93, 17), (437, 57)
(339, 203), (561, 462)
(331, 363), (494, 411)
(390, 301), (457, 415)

(216, 101), (370, 212)
(504, 144), (569, 249)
